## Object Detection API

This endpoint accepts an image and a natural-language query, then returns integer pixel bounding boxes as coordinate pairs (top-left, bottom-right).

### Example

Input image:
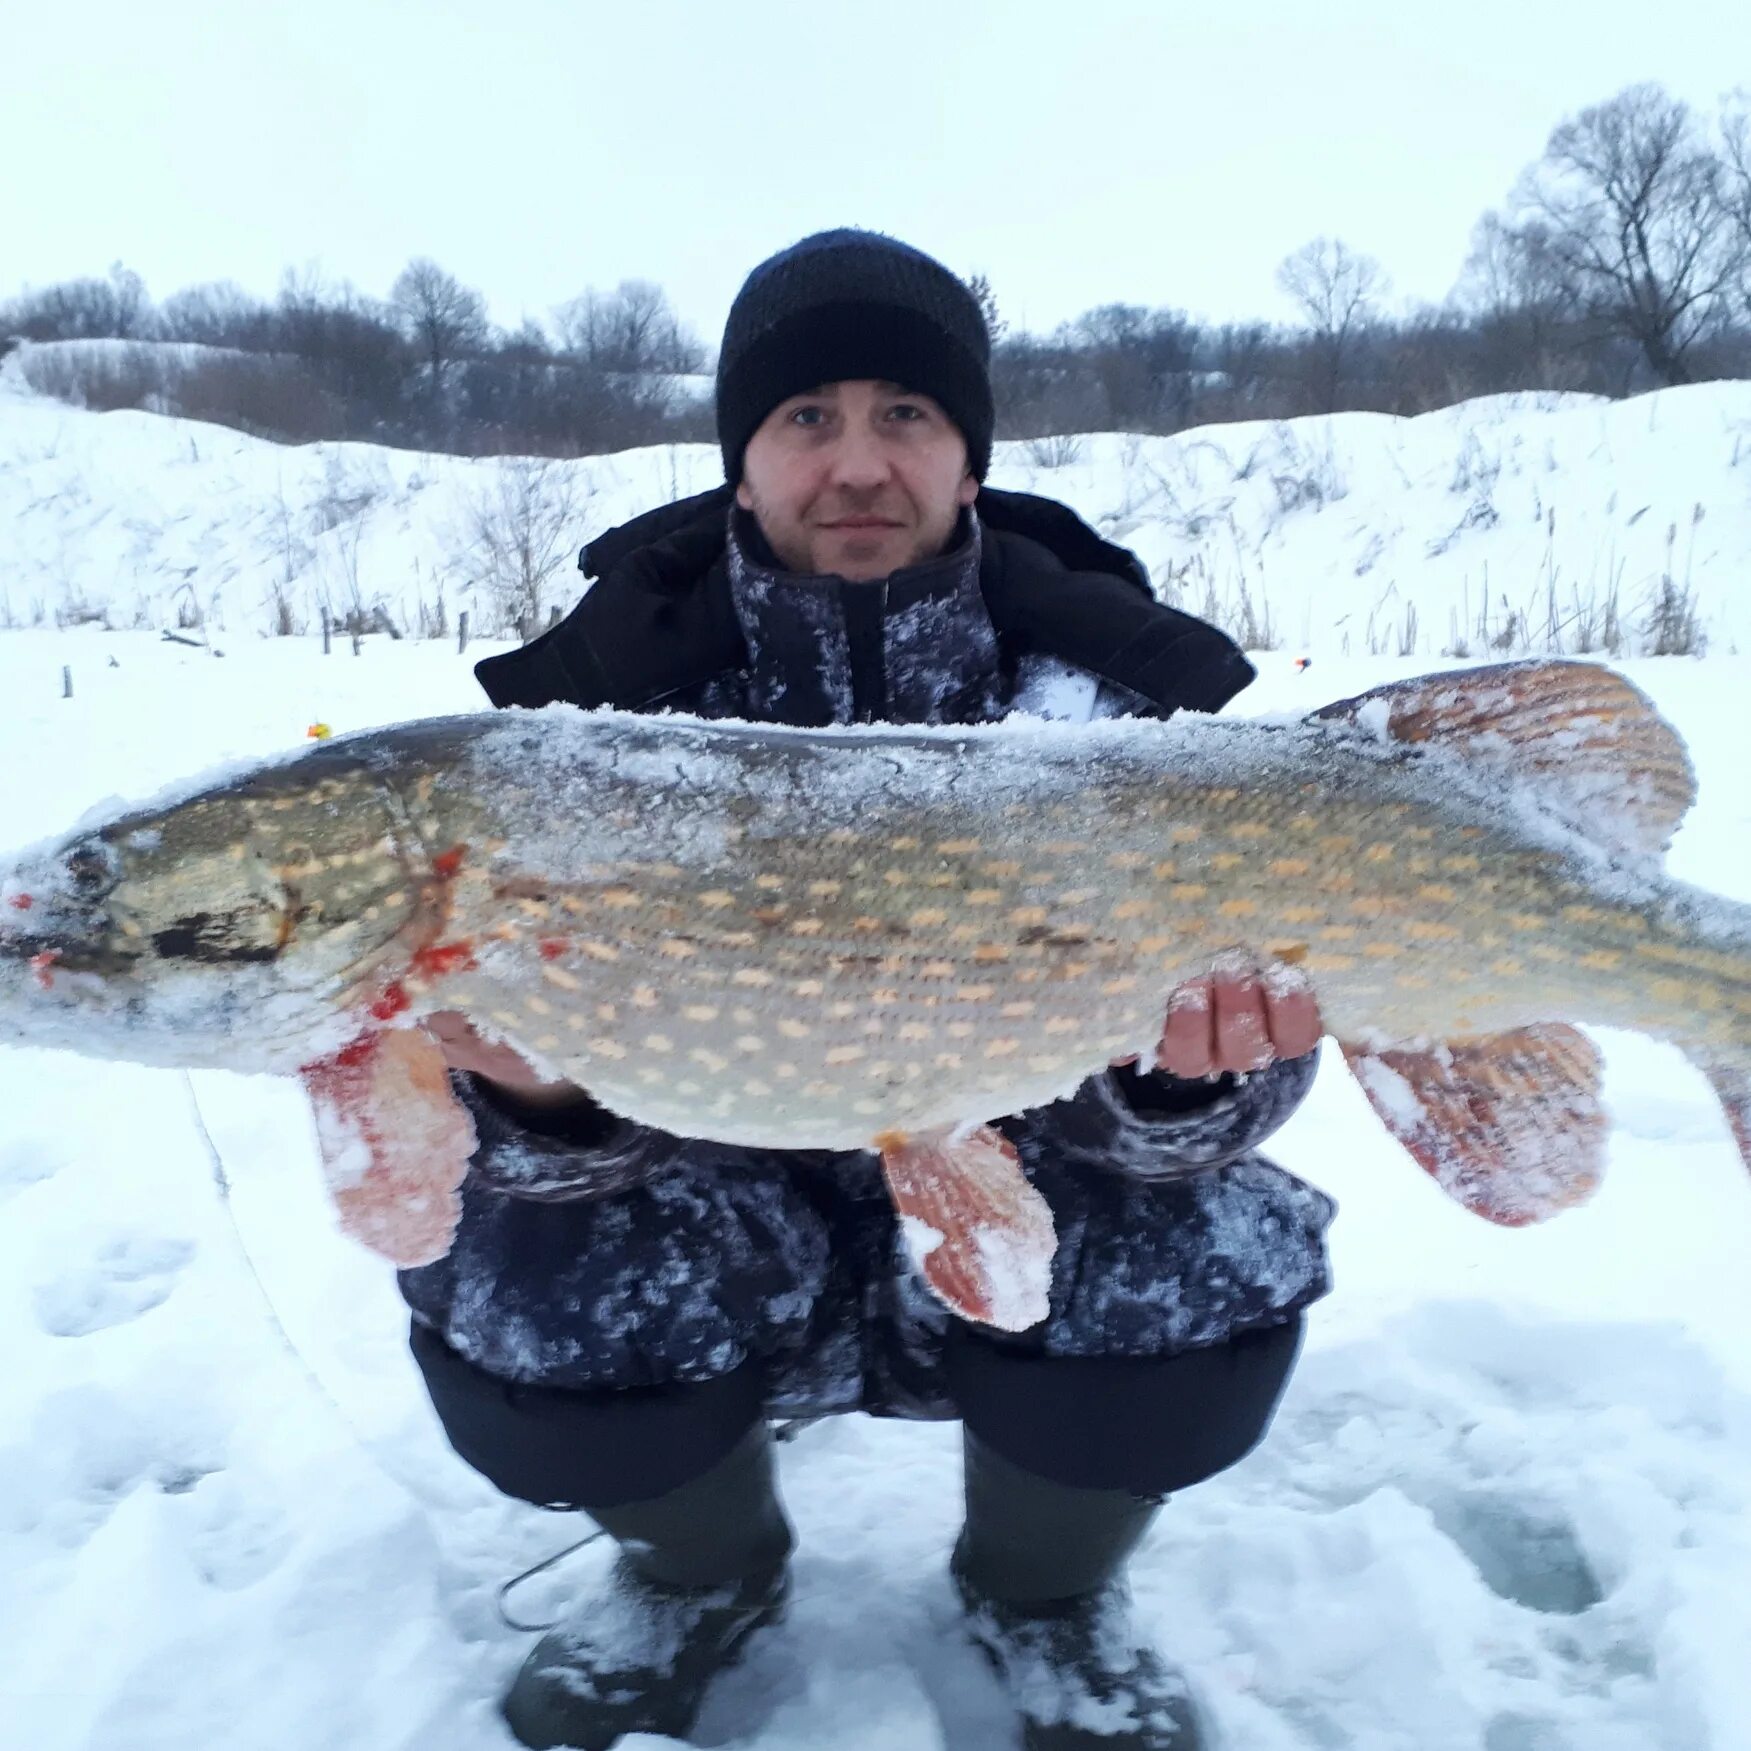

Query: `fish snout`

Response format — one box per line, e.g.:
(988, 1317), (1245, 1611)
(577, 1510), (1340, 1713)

(0, 839), (127, 978)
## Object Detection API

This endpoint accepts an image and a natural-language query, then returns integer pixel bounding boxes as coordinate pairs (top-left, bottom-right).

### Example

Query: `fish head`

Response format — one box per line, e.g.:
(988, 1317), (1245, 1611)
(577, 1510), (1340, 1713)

(0, 747), (429, 1072)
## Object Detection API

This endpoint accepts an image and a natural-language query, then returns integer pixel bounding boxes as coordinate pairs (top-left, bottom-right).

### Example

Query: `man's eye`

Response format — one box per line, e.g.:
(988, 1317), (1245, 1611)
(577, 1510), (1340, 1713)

(887, 403), (927, 422)
(789, 406), (827, 427)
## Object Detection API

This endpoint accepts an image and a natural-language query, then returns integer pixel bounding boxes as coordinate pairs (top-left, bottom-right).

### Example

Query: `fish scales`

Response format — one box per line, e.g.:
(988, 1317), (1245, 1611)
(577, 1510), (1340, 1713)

(338, 705), (1751, 1151)
(4, 661), (1749, 1307)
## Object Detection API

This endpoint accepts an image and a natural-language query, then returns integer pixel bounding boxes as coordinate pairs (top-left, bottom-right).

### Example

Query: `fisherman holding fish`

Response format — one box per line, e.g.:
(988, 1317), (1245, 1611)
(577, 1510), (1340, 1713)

(415, 231), (1335, 1750)
(6, 229), (1745, 1746)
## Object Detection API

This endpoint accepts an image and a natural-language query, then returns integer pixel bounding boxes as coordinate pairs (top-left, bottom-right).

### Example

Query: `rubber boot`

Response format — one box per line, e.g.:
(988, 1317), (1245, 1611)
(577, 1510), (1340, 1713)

(501, 1423), (793, 1750)
(952, 1430), (1209, 1750)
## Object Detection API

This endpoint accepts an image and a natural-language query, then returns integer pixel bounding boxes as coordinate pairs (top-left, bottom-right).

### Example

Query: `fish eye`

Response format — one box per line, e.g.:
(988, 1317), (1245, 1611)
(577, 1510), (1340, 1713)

(63, 841), (115, 899)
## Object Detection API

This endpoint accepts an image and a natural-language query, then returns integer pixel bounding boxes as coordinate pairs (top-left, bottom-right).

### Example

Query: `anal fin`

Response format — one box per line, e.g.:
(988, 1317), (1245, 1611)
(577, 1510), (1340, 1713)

(1341, 1023), (1606, 1226)
(877, 1125), (1057, 1333)
(300, 1025), (477, 1267)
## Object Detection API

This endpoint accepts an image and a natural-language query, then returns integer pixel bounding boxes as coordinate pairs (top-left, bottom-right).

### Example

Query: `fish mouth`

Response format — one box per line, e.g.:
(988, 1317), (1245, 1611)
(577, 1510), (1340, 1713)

(0, 920), (137, 979)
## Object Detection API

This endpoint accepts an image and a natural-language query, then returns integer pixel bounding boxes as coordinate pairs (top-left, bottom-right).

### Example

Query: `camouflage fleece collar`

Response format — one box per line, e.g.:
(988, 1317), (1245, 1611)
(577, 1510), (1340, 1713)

(721, 510), (1004, 726)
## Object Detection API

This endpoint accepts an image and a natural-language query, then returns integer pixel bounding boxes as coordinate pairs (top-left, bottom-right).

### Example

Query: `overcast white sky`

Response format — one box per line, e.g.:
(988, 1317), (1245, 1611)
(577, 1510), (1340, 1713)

(5, 0), (1748, 348)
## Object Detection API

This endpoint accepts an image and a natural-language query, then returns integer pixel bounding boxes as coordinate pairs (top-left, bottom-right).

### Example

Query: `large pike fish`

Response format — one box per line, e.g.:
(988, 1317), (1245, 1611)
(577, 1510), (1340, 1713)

(2, 661), (1746, 1330)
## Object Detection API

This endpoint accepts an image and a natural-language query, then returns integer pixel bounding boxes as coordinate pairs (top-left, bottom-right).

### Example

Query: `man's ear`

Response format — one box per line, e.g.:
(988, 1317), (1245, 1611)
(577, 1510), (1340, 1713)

(957, 472), (979, 508)
(735, 480), (755, 511)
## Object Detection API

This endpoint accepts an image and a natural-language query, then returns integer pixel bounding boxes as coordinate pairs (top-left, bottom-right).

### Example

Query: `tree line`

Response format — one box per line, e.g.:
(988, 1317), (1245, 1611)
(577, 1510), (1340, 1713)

(5, 82), (1749, 456)
(1, 260), (712, 455)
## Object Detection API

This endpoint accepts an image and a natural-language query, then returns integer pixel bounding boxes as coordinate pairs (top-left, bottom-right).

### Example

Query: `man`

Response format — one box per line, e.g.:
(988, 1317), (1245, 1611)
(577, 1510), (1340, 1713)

(403, 230), (1335, 1751)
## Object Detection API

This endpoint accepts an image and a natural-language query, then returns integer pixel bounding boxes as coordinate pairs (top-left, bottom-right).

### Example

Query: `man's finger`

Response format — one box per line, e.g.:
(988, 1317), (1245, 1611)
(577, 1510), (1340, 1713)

(1155, 980), (1217, 1078)
(1212, 973), (1273, 1073)
(1262, 975), (1323, 1059)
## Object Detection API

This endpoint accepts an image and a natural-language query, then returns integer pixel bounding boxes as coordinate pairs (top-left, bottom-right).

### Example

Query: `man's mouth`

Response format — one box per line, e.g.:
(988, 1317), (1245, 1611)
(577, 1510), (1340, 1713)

(820, 517), (904, 531)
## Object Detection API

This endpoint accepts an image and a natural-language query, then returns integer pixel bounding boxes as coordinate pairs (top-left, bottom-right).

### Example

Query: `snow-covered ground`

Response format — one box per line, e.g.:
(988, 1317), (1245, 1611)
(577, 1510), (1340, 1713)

(1, 621), (1747, 1750)
(3, 362), (1748, 656)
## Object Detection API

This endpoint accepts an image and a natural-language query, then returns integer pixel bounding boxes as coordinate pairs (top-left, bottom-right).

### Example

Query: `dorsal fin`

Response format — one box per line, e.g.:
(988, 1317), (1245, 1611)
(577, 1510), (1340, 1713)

(1313, 660), (1696, 859)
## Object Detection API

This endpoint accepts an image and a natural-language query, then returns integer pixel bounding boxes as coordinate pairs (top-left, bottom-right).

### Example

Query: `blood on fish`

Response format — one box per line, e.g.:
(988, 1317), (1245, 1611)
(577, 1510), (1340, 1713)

(413, 940), (476, 978)
(538, 938), (569, 961)
(313, 1032), (380, 1075)
(8, 893), (32, 910)
(370, 981), (411, 1021)
(29, 949), (60, 990)
(433, 845), (468, 880)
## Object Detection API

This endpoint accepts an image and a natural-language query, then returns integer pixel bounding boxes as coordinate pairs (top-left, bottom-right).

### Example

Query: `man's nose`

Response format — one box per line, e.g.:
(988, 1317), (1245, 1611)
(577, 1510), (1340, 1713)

(825, 423), (892, 490)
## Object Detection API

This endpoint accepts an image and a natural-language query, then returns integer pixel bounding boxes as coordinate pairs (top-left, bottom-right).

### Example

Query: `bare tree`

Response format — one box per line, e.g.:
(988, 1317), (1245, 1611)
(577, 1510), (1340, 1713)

(1509, 83), (1741, 386)
(390, 257), (489, 397)
(1070, 304), (1199, 428)
(461, 457), (587, 638)
(275, 267), (412, 418)
(1721, 93), (1751, 323)
(1, 262), (152, 341)
(158, 280), (274, 349)
(1276, 237), (1390, 412)
(1202, 322), (1283, 417)
(1453, 211), (1596, 389)
(967, 272), (1006, 342)
(554, 279), (704, 375)
(105, 263), (150, 338)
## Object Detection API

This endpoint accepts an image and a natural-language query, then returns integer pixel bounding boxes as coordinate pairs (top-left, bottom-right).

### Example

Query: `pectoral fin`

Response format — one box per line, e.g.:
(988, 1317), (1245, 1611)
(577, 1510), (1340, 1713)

(300, 1025), (477, 1267)
(1341, 1024), (1605, 1226)
(877, 1125), (1057, 1333)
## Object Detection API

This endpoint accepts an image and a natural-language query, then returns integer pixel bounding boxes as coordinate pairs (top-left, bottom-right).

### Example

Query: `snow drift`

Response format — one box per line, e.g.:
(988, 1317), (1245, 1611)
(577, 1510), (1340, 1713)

(2, 356), (1747, 656)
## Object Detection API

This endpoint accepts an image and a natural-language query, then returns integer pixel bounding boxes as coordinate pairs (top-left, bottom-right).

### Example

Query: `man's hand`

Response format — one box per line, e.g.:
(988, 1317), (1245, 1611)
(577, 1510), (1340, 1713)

(425, 1009), (592, 1109)
(1151, 955), (1323, 1080)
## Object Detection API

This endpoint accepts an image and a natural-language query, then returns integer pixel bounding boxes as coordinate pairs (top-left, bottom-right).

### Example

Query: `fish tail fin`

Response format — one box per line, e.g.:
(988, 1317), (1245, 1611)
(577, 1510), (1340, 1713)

(1695, 1052), (1751, 1176)
(1681, 976), (1751, 1172)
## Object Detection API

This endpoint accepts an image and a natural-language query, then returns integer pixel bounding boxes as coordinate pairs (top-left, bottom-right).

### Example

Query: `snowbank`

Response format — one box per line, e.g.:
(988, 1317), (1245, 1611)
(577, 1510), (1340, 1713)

(2, 376), (1747, 654)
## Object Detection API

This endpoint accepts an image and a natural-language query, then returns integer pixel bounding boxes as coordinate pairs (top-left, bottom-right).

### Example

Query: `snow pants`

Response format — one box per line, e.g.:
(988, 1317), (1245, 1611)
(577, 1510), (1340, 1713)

(402, 1139), (1328, 1508)
(411, 1311), (1304, 1508)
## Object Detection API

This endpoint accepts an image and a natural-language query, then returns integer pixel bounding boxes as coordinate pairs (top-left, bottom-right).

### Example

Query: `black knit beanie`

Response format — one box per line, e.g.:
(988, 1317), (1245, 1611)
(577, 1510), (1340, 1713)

(716, 229), (994, 484)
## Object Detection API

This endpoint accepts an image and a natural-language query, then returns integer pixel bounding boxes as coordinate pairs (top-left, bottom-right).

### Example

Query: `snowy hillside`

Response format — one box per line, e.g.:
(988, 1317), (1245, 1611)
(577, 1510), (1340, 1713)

(0, 626), (1748, 1750)
(2, 358), (1748, 655)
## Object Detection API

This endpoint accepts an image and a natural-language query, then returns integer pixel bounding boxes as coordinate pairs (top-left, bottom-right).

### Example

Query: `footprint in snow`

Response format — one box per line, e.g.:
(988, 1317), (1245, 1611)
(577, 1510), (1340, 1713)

(33, 1232), (196, 1337)
(0, 1136), (67, 1202)
(1424, 1486), (1604, 1616)
(172, 1472), (296, 1591)
(0, 1385), (225, 1548)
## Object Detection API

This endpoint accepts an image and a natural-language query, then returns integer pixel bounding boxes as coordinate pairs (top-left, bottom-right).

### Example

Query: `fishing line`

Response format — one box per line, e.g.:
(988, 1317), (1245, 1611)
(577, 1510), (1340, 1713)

(184, 1070), (819, 1632)
(494, 1419), (814, 1633)
(181, 1069), (437, 1509)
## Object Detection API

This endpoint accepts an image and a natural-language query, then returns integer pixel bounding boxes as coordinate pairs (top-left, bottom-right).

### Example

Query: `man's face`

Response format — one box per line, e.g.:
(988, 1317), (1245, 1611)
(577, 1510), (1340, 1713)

(736, 379), (979, 581)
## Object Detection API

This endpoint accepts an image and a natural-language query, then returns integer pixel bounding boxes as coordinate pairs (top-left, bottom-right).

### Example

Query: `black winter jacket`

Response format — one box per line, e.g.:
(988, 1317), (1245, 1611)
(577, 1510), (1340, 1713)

(398, 489), (1335, 1414)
